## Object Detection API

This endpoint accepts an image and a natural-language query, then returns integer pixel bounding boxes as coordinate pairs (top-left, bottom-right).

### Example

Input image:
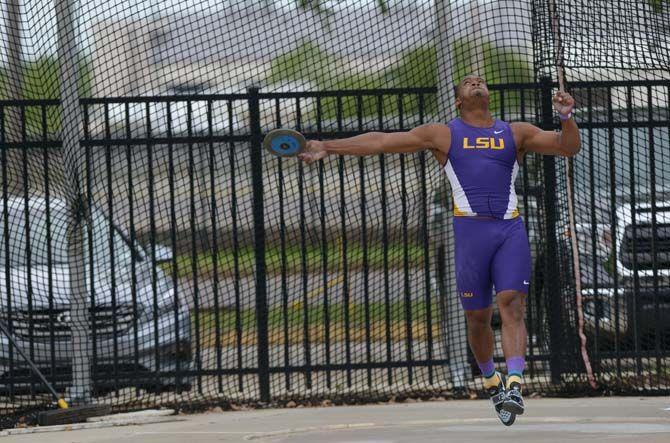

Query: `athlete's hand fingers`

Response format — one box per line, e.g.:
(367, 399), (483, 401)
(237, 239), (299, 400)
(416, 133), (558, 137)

(298, 141), (327, 164)
(553, 91), (575, 115)
(553, 91), (574, 105)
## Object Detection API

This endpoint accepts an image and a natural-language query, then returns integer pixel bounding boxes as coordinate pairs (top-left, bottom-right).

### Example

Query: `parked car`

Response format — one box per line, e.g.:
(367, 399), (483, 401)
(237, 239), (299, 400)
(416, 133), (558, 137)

(0, 196), (192, 394)
(564, 191), (670, 341)
(557, 123), (670, 346)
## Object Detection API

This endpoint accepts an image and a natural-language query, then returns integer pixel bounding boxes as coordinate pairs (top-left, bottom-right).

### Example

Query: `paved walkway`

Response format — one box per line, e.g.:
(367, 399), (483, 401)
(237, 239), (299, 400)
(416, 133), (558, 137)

(4, 397), (670, 443)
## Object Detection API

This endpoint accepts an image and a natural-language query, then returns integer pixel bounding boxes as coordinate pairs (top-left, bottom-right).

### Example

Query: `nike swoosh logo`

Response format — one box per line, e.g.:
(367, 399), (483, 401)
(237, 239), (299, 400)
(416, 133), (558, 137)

(523, 280), (530, 285)
(494, 130), (504, 134)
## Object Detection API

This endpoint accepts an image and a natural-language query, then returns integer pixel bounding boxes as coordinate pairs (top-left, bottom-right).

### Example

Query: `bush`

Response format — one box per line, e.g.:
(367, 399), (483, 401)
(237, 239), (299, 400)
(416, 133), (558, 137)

(267, 39), (532, 119)
(0, 56), (92, 136)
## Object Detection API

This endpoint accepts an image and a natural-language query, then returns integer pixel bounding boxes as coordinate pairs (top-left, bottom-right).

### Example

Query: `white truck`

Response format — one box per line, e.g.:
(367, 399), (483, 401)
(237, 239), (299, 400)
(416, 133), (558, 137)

(567, 194), (670, 341)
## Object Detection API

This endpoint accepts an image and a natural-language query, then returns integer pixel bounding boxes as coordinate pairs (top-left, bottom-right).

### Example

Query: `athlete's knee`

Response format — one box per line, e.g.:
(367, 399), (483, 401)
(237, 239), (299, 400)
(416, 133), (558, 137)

(465, 308), (492, 335)
(497, 291), (525, 325)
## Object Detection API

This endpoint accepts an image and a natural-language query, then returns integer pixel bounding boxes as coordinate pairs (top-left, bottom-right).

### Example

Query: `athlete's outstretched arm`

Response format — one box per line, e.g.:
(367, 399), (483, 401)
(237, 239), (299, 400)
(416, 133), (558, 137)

(512, 91), (581, 158)
(298, 124), (447, 164)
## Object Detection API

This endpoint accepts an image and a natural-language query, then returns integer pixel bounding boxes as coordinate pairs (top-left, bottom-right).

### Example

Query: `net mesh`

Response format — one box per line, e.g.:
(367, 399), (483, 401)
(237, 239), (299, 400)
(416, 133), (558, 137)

(0, 0), (668, 428)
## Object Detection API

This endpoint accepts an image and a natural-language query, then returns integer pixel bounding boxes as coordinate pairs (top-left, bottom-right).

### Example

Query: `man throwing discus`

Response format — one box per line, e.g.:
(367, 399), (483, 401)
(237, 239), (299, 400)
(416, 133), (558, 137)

(298, 75), (580, 426)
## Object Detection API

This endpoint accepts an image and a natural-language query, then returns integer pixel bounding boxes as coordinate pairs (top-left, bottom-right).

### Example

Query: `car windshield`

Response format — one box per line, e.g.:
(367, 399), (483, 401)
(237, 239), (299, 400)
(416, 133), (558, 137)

(574, 126), (670, 193)
(0, 200), (139, 268)
(571, 126), (670, 222)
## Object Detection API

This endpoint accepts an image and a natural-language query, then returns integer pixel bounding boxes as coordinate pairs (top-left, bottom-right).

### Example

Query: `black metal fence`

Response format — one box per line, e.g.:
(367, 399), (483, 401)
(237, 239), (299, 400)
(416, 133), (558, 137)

(0, 80), (669, 426)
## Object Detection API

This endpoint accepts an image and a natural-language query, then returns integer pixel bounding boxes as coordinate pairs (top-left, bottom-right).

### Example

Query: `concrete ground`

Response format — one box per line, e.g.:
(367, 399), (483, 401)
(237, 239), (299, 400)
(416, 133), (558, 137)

(4, 397), (670, 443)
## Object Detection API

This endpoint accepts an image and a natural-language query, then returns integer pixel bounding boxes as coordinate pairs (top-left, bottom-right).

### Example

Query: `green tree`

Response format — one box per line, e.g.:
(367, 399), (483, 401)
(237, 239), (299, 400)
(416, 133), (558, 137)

(0, 56), (92, 136)
(268, 39), (532, 119)
(298, 0), (388, 15)
(649, 0), (669, 12)
(452, 38), (533, 112)
(268, 41), (339, 88)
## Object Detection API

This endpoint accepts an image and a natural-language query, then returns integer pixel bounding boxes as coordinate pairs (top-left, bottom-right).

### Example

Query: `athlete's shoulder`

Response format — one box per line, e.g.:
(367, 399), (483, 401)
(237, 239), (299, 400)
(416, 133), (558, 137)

(446, 117), (462, 128)
(410, 123), (451, 164)
(509, 122), (541, 153)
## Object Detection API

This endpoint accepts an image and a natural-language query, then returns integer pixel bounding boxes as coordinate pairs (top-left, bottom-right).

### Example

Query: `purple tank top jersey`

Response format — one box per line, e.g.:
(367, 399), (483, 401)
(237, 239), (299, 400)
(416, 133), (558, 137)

(445, 118), (519, 219)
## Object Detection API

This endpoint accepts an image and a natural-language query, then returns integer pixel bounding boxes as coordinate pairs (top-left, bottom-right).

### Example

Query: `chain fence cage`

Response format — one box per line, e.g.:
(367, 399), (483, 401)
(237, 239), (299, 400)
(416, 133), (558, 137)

(0, 0), (669, 427)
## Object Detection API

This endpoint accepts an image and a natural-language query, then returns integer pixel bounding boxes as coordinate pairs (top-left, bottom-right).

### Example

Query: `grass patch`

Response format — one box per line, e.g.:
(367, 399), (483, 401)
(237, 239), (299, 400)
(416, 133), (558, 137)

(193, 300), (443, 346)
(161, 241), (428, 279)
(0, 56), (92, 136)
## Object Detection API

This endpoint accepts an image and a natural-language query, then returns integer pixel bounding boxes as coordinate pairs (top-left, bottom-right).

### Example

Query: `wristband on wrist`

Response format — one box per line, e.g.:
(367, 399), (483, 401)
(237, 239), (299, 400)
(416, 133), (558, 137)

(558, 111), (573, 121)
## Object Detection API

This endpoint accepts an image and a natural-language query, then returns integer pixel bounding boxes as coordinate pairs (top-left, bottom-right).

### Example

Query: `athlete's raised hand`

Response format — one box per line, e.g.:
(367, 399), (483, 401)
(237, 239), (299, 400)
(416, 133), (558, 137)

(553, 91), (575, 119)
(298, 140), (329, 164)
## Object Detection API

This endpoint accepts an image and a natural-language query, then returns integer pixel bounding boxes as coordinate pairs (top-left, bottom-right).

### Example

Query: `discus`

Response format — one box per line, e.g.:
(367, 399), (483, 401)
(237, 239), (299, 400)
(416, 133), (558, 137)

(263, 128), (307, 158)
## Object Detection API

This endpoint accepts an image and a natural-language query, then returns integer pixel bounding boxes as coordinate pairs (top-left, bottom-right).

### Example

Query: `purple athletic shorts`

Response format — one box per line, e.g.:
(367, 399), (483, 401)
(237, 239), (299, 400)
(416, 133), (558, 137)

(453, 216), (532, 311)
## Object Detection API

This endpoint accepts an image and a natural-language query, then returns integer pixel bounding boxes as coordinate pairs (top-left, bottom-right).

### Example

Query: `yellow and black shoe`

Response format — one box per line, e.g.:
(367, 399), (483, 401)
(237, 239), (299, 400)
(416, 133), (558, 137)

(503, 378), (525, 415)
(487, 372), (515, 426)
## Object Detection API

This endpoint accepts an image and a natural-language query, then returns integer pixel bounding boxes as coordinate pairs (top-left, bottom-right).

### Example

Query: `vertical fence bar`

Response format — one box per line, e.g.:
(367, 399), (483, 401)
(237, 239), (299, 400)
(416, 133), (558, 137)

(43, 105), (56, 385)
(540, 77), (563, 383)
(420, 150), (434, 384)
(274, 98), (290, 392)
(606, 87), (622, 382)
(586, 87), (600, 371)
(1, 106), (12, 399)
(148, 101), (163, 392)
(339, 154), (352, 388)
(660, 84), (670, 382)
(186, 100), (202, 394)
(648, 85), (661, 382)
(278, 156), (290, 392)
(130, 102), (141, 394)
(401, 154), (413, 385)
(248, 87), (270, 402)
(519, 88), (536, 376)
(208, 99), (223, 393)
(299, 159), (312, 390)
(377, 93), (393, 387)
(319, 157), (331, 389)
(297, 95), (312, 389)
(84, 107), (96, 391)
(317, 96), (332, 390)
(418, 93), (434, 382)
(222, 105), (243, 394)
(359, 155), (372, 388)
(20, 105), (36, 396)
(626, 86), (641, 375)
(105, 102), (120, 393)
(380, 153), (392, 387)
(230, 131), (243, 395)
(1, 105), (15, 400)
(336, 95), (353, 388)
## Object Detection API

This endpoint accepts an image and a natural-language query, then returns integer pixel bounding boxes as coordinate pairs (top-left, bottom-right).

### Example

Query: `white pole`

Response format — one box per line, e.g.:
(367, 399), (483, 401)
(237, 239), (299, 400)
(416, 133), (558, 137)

(54, 0), (92, 404)
(434, 0), (469, 390)
(470, 0), (486, 78)
(2, 0), (26, 194)
(3, 0), (22, 143)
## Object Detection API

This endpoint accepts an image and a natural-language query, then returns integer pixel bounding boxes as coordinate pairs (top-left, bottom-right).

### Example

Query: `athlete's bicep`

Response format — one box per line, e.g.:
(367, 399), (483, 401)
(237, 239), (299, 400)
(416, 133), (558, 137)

(513, 122), (564, 156)
(378, 124), (445, 154)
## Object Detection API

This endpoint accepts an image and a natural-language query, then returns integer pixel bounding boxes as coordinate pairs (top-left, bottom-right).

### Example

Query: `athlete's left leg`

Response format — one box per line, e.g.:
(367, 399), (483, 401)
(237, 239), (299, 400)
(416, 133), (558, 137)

(496, 291), (527, 380)
(491, 217), (532, 415)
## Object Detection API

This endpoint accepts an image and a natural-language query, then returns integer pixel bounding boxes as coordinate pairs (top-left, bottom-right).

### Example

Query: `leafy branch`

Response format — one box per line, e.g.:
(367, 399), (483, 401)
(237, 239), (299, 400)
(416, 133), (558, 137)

(298, 0), (389, 15)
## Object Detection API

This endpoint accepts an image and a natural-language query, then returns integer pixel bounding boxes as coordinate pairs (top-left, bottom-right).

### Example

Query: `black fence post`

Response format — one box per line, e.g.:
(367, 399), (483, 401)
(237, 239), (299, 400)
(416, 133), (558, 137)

(540, 76), (563, 383)
(248, 87), (270, 402)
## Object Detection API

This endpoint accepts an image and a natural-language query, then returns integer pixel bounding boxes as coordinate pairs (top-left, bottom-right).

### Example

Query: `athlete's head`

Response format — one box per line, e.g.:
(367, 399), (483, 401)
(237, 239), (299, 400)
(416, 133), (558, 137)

(455, 75), (490, 112)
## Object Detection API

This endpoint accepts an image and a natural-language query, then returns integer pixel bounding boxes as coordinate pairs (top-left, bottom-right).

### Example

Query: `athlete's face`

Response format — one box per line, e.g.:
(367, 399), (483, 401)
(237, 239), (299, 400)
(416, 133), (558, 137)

(456, 76), (490, 109)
